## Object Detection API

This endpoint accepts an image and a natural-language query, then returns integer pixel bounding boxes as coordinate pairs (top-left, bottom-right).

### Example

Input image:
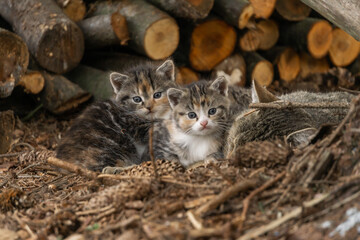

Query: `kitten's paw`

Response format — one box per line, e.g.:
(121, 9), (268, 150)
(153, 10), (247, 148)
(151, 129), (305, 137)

(102, 166), (133, 174)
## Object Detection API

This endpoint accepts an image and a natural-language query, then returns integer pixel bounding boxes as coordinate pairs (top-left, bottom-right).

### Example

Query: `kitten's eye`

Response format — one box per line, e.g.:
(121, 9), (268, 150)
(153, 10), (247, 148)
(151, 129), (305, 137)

(132, 96), (142, 103)
(153, 92), (162, 99)
(188, 112), (197, 119)
(208, 108), (217, 115)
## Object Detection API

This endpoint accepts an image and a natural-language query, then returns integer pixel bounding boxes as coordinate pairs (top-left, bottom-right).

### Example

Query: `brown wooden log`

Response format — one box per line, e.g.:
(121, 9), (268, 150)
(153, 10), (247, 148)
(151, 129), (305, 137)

(279, 18), (333, 59)
(57, 0), (86, 22)
(239, 19), (279, 51)
(0, 28), (29, 98)
(65, 65), (113, 100)
(349, 56), (360, 76)
(212, 0), (254, 29)
(213, 54), (247, 86)
(299, 52), (329, 78)
(189, 18), (237, 71)
(90, 0), (179, 60)
(249, 0), (277, 19)
(244, 52), (273, 87)
(147, 0), (214, 19)
(300, 0), (360, 41)
(78, 13), (129, 49)
(0, 0), (84, 74)
(176, 67), (200, 85)
(0, 110), (14, 154)
(275, 0), (311, 21)
(39, 72), (91, 114)
(329, 28), (360, 67)
(17, 71), (45, 95)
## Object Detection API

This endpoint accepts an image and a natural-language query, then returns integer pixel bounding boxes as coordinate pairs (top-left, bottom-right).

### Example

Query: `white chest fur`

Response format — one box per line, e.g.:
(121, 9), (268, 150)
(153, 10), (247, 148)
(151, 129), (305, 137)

(171, 129), (220, 166)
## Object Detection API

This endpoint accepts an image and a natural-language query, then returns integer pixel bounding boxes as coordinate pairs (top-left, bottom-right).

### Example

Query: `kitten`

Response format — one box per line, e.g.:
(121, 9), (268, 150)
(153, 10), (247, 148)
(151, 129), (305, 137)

(152, 76), (230, 167)
(56, 60), (178, 171)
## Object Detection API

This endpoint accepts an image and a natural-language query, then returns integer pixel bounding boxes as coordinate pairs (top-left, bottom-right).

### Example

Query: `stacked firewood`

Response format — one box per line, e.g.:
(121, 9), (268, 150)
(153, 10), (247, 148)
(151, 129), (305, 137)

(0, 0), (359, 115)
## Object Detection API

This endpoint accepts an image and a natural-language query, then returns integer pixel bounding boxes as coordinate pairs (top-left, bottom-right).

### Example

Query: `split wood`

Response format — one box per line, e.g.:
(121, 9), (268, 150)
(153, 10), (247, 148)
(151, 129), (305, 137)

(195, 179), (257, 216)
(250, 101), (350, 109)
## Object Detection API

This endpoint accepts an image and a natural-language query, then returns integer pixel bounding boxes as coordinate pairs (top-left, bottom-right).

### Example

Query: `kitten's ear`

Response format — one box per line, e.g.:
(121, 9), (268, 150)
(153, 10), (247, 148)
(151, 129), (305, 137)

(210, 76), (228, 96)
(167, 88), (185, 109)
(156, 60), (175, 81)
(110, 72), (129, 93)
(286, 128), (317, 147)
(251, 80), (279, 103)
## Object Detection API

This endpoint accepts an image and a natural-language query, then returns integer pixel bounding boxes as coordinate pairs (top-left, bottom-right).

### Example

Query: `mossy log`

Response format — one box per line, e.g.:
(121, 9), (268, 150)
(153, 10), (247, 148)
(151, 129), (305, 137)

(0, 0), (84, 74)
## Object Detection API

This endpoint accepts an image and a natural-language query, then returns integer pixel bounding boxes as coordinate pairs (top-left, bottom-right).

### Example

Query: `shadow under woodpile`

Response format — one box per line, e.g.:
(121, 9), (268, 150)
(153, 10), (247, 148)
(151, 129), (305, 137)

(0, 95), (358, 239)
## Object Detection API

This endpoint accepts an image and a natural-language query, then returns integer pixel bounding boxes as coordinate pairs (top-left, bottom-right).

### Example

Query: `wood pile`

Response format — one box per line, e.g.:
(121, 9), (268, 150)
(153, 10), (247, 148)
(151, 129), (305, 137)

(0, 0), (360, 115)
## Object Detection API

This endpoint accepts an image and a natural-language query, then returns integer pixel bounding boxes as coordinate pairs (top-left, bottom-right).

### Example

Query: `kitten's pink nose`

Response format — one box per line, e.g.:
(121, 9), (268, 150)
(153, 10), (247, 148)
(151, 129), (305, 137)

(200, 120), (208, 127)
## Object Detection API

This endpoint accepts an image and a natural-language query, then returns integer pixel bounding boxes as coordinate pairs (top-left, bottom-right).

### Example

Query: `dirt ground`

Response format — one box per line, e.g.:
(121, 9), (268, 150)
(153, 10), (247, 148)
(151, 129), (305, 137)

(0, 80), (360, 239)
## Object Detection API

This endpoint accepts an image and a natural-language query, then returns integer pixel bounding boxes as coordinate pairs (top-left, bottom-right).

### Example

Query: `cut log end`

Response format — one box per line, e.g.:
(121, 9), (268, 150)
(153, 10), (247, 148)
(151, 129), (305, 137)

(299, 52), (329, 78)
(238, 5), (254, 29)
(36, 22), (84, 74)
(253, 61), (273, 87)
(190, 19), (237, 71)
(17, 71), (45, 95)
(176, 67), (199, 85)
(249, 0), (277, 19)
(61, 0), (86, 22)
(278, 48), (300, 82)
(257, 19), (279, 50)
(276, 0), (311, 21)
(111, 12), (130, 45)
(144, 18), (179, 60)
(239, 31), (260, 52)
(329, 28), (360, 67)
(307, 20), (333, 59)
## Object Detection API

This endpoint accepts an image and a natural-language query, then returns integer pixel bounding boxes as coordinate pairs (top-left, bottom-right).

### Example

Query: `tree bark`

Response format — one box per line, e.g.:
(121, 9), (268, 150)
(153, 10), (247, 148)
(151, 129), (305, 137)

(17, 71), (45, 95)
(279, 18), (333, 59)
(300, 0), (360, 41)
(213, 54), (247, 86)
(90, 0), (179, 60)
(0, 0), (84, 74)
(65, 65), (114, 100)
(0, 110), (14, 154)
(276, 0), (311, 21)
(329, 28), (360, 67)
(39, 72), (91, 114)
(0, 28), (29, 98)
(78, 13), (129, 49)
(147, 0), (214, 19)
(299, 52), (329, 78)
(56, 0), (86, 22)
(212, 0), (254, 29)
(244, 51), (274, 87)
(249, 0), (277, 19)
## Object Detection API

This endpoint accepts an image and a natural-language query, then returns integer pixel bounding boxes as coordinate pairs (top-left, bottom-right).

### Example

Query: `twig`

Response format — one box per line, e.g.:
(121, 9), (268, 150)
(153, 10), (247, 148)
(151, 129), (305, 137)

(21, 103), (43, 122)
(10, 142), (35, 151)
(189, 225), (228, 238)
(16, 163), (41, 175)
(94, 215), (140, 235)
(237, 192), (330, 240)
(13, 213), (37, 240)
(250, 101), (350, 109)
(195, 179), (257, 216)
(149, 126), (159, 180)
(338, 87), (360, 95)
(76, 204), (114, 216)
(186, 210), (203, 230)
(47, 157), (98, 180)
(236, 171), (286, 230)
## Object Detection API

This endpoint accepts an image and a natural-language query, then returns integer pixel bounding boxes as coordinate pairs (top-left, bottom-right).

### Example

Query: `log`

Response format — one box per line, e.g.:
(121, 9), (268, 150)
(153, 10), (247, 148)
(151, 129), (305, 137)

(239, 19), (279, 51)
(300, 0), (360, 41)
(39, 72), (91, 114)
(65, 65), (113, 100)
(213, 54), (247, 86)
(329, 28), (360, 67)
(275, 0), (311, 21)
(0, 28), (29, 98)
(249, 0), (277, 19)
(176, 67), (199, 85)
(263, 47), (300, 83)
(349, 56), (360, 76)
(299, 52), (329, 78)
(244, 52), (274, 87)
(78, 13), (129, 49)
(279, 18), (333, 59)
(17, 71), (45, 95)
(147, 0), (214, 19)
(212, 0), (254, 29)
(57, 0), (86, 22)
(0, 0), (84, 74)
(90, 0), (179, 60)
(189, 18), (237, 71)
(0, 110), (14, 154)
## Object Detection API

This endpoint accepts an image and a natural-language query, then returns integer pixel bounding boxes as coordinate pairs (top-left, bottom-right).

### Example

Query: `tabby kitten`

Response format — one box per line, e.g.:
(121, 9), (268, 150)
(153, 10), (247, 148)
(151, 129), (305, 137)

(56, 60), (177, 171)
(153, 76), (230, 167)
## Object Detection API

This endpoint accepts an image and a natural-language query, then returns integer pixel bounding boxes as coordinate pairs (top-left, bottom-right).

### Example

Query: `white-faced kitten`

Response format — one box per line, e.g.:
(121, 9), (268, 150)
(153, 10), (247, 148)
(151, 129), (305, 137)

(153, 76), (230, 167)
(56, 60), (178, 171)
